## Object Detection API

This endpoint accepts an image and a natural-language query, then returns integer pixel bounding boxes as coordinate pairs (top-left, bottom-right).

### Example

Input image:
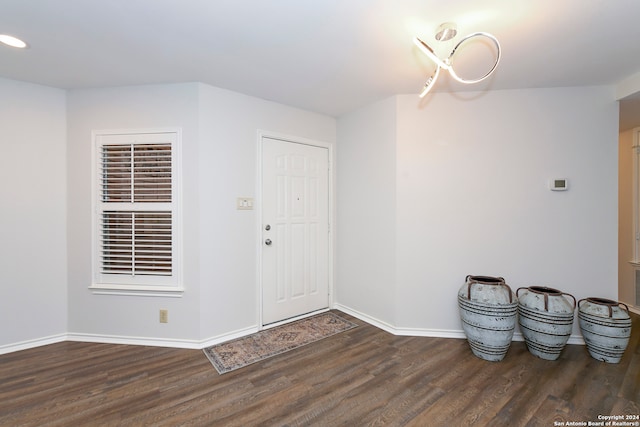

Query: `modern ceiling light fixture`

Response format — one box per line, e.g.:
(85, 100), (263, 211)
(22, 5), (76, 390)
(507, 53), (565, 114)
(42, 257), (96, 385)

(414, 23), (501, 98)
(0, 34), (28, 49)
(435, 22), (457, 42)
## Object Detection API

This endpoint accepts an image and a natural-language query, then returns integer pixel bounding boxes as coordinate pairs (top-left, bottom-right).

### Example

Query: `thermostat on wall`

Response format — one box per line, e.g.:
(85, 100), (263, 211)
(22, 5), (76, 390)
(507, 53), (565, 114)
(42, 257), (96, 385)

(549, 178), (568, 191)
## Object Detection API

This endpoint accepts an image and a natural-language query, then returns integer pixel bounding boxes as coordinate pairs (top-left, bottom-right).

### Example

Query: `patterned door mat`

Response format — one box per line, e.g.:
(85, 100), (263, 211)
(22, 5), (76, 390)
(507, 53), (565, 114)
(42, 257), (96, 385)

(203, 312), (358, 374)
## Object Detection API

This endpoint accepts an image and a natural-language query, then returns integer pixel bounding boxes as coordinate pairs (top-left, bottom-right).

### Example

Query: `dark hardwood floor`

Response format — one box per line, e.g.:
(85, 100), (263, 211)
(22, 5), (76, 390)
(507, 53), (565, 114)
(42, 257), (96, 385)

(1, 311), (638, 426)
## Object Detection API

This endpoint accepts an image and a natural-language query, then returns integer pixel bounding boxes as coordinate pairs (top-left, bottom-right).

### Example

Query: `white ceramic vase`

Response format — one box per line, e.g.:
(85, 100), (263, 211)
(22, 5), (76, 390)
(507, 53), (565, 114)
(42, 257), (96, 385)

(516, 286), (576, 361)
(458, 275), (518, 362)
(578, 298), (632, 364)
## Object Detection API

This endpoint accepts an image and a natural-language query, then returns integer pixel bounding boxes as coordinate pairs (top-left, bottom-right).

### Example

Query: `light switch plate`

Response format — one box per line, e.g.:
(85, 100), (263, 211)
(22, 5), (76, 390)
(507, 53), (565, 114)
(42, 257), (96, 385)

(237, 197), (254, 210)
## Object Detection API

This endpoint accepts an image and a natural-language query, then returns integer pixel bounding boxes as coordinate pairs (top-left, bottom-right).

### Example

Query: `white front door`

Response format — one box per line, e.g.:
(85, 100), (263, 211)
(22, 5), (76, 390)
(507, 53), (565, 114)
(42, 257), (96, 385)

(261, 136), (330, 325)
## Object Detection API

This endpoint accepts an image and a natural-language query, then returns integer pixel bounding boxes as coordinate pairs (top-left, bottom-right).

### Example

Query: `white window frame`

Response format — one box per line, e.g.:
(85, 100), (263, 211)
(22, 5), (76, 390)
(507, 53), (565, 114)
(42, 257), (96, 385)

(90, 128), (183, 297)
(633, 127), (640, 264)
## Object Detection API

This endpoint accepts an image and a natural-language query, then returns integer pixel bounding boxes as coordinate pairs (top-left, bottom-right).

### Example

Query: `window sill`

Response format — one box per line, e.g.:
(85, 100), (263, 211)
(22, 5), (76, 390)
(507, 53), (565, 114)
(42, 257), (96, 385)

(89, 284), (184, 298)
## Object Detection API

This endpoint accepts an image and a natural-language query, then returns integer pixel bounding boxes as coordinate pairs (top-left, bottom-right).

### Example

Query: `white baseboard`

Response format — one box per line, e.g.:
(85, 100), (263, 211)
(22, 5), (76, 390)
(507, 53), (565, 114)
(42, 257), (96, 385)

(333, 303), (586, 345)
(199, 325), (260, 348)
(67, 333), (203, 349)
(0, 305), (592, 356)
(0, 333), (67, 355)
(332, 303), (397, 335)
(67, 324), (261, 350)
(394, 326), (467, 340)
(334, 303), (469, 339)
(0, 325), (265, 355)
(566, 334), (585, 345)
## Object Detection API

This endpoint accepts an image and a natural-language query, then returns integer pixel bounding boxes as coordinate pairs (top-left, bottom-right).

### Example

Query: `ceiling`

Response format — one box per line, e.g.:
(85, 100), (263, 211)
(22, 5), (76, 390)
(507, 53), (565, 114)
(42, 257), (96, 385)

(2, 0), (640, 123)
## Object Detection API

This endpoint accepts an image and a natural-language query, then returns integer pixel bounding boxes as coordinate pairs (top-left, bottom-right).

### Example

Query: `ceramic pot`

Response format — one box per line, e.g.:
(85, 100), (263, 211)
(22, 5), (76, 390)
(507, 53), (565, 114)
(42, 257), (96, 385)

(458, 275), (518, 362)
(516, 286), (576, 360)
(578, 298), (632, 364)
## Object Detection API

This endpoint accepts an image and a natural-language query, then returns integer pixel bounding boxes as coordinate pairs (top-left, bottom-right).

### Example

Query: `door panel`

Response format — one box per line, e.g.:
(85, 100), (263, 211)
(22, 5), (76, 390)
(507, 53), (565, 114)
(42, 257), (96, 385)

(262, 137), (329, 325)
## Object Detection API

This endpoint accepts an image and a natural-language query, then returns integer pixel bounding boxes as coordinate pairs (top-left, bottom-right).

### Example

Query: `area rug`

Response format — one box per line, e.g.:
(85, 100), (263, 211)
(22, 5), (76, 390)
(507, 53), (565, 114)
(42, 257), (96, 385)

(203, 312), (358, 374)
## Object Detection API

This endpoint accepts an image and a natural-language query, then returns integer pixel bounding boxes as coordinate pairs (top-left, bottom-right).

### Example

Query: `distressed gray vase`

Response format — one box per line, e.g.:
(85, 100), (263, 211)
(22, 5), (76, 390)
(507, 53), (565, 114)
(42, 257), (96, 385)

(516, 286), (576, 360)
(458, 275), (518, 362)
(578, 298), (632, 364)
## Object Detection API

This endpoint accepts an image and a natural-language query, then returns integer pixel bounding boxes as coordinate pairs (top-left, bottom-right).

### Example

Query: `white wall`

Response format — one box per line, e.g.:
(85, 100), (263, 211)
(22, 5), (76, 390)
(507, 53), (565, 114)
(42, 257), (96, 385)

(0, 78), (67, 350)
(619, 128), (635, 307)
(66, 83), (202, 343)
(65, 82), (336, 345)
(396, 87), (618, 334)
(336, 96), (397, 327)
(337, 86), (619, 337)
(2, 75), (619, 349)
(196, 83), (336, 341)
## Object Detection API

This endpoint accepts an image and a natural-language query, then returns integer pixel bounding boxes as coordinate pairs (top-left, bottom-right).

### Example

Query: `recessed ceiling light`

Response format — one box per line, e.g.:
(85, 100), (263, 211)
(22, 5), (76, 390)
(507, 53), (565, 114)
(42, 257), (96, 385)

(0, 34), (28, 49)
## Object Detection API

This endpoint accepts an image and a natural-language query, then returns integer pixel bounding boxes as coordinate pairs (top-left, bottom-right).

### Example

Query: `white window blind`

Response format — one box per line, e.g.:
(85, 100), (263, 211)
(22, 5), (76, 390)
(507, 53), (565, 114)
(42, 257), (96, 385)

(100, 211), (172, 276)
(100, 143), (172, 203)
(92, 131), (181, 293)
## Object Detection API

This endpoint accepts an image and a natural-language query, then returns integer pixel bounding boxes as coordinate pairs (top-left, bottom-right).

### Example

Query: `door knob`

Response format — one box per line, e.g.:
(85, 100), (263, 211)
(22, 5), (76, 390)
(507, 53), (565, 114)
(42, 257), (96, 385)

(265, 239), (272, 246)
(265, 224), (271, 231)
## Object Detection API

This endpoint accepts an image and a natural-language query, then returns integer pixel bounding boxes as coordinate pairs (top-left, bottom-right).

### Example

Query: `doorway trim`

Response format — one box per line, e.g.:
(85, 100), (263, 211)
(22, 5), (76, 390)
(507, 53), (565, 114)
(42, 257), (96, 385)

(256, 130), (335, 329)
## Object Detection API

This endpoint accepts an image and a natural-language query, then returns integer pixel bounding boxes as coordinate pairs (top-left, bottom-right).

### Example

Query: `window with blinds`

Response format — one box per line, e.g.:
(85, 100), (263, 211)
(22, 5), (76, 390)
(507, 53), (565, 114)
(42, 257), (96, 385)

(92, 131), (181, 292)
(100, 143), (172, 203)
(100, 211), (172, 276)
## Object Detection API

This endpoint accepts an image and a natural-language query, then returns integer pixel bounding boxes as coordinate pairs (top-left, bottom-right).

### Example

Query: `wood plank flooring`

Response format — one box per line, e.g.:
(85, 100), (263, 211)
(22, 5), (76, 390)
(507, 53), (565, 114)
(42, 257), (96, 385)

(1, 311), (638, 426)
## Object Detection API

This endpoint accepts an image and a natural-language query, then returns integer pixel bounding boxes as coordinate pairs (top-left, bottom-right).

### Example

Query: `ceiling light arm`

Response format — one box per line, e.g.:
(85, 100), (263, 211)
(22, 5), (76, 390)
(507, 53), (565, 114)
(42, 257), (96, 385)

(446, 32), (501, 84)
(419, 63), (442, 98)
(413, 37), (450, 70)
